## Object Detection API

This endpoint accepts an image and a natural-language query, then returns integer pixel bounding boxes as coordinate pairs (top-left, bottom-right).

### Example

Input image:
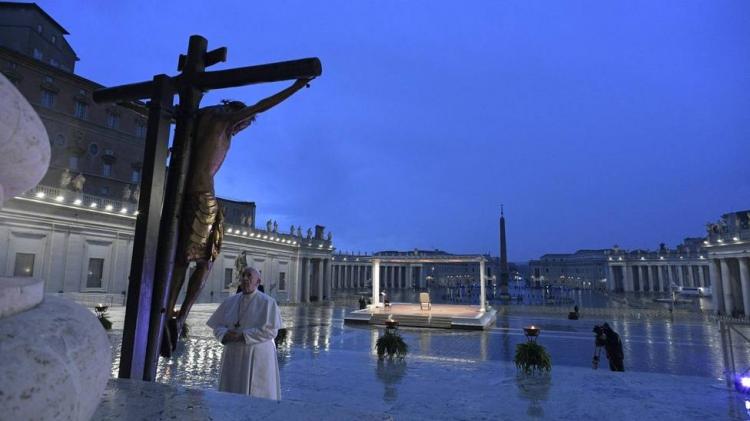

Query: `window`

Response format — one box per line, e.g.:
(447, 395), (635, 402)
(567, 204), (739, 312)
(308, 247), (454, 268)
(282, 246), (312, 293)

(68, 155), (79, 170)
(51, 34), (56, 44)
(278, 272), (286, 291)
(54, 134), (65, 147)
(102, 163), (112, 177)
(41, 89), (55, 108)
(33, 48), (43, 60)
(135, 120), (146, 138)
(36, 24), (42, 34)
(88, 143), (98, 156)
(224, 268), (233, 289)
(86, 258), (104, 288)
(100, 186), (110, 196)
(14, 253), (35, 277)
(74, 101), (88, 119)
(131, 169), (141, 183)
(106, 111), (120, 129)
(49, 58), (58, 67)
(44, 75), (54, 84)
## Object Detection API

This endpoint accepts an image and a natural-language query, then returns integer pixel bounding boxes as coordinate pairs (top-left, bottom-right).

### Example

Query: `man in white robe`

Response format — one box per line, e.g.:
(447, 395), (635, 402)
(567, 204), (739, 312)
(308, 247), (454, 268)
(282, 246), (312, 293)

(207, 267), (282, 400)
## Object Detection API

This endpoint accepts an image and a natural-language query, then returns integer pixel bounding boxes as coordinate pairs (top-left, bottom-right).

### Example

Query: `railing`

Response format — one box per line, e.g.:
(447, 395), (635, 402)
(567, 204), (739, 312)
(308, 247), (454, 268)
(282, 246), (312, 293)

(22, 184), (137, 216)
(718, 321), (750, 389)
(49, 292), (125, 308)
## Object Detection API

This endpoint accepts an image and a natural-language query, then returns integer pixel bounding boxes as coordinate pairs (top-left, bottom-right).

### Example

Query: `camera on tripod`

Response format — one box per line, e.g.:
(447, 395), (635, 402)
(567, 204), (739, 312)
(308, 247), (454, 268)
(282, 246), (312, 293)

(593, 324), (607, 346)
(591, 324), (607, 369)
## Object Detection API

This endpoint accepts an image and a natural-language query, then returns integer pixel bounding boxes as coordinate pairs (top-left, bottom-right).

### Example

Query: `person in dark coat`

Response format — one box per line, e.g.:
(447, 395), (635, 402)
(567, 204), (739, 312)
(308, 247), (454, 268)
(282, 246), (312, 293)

(602, 323), (624, 371)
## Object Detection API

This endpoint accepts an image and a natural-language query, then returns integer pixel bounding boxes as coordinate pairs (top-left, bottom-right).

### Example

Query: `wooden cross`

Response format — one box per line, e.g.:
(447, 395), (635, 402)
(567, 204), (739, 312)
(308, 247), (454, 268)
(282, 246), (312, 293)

(93, 35), (321, 381)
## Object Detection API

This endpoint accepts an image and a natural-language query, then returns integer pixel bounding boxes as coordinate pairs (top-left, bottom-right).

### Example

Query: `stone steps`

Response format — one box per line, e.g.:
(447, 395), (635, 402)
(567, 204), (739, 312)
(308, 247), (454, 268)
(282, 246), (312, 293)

(370, 313), (453, 329)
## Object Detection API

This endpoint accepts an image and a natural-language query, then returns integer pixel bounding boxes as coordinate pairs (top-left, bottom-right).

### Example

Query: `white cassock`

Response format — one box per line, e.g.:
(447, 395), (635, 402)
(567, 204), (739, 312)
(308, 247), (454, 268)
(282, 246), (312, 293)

(206, 290), (282, 400)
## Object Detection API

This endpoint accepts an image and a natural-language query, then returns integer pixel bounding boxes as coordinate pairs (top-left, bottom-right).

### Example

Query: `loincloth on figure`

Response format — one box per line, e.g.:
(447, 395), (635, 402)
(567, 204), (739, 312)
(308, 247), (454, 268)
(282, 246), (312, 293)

(180, 192), (224, 262)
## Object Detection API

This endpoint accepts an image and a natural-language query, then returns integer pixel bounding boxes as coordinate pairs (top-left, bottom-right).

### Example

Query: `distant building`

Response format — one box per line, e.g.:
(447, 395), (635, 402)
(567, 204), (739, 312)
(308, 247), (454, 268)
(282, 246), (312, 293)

(331, 249), (498, 290)
(0, 2), (150, 200)
(605, 239), (709, 293)
(529, 250), (609, 289)
(0, 2), (334, 304)
(704, 210), (750, 316)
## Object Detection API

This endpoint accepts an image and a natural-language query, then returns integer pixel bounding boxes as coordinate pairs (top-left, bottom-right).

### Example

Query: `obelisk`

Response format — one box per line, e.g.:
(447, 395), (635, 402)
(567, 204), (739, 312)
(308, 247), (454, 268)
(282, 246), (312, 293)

(499, 205), (510, 298)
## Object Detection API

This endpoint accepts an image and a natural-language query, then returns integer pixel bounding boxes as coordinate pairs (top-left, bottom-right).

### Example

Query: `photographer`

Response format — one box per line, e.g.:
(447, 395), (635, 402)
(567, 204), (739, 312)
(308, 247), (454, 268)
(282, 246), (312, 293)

(592, 323), (624, 372)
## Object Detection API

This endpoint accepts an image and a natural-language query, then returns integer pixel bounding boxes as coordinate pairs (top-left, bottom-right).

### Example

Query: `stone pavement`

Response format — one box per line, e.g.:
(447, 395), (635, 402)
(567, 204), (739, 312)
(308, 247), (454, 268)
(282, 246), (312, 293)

(95, 350), (748, 420)
(92, 303), (750, 420)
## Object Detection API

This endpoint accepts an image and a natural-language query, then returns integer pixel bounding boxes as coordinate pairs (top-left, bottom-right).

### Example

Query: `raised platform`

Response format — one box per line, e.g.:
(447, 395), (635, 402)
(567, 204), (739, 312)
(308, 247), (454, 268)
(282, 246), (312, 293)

(344, 303), (497, 330)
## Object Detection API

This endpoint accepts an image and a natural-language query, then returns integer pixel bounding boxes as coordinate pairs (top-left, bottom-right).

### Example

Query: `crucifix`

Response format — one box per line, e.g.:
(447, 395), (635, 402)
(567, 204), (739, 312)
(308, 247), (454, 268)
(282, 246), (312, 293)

(93, 35), (321, 381)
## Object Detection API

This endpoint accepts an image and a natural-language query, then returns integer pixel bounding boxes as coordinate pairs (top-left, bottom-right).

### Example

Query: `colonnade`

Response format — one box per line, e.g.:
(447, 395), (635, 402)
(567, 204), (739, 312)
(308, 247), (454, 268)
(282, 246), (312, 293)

(297, 256), (332, 303)
(331, 261), (423, 290)
(708, 256), (750, 316)
(607, 262), (710, 293)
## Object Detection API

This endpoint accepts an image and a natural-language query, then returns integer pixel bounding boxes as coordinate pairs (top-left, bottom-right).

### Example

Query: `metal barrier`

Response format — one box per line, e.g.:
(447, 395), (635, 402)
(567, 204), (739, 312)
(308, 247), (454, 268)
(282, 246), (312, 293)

(718, 321), (750, 388)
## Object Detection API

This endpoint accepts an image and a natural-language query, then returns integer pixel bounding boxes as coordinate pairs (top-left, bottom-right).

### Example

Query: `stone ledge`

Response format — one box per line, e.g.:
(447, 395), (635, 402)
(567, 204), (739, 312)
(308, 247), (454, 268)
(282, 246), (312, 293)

(0, 277), (44, 319)
(0, 296), (110, 420)
(94, 378), (392, 420)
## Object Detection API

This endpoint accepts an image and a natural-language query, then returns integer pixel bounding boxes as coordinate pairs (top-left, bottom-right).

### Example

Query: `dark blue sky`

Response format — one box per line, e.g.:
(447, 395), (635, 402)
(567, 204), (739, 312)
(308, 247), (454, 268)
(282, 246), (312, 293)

(36, 1), (750, 261)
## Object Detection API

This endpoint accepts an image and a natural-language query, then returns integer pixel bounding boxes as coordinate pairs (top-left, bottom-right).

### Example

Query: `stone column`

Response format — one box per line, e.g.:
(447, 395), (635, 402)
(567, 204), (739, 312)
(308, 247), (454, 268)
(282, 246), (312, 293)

(667, 265), (674, 289)
(407, 265), (413, 289)
(709, 259), (724, 314)
(607, 264), (616, 291)
(698, 265), (706, 288)
(739, 258), (750, 318)
(720, 259), (734, 315)
(480, 259), (486, 311)
(372, 259), (381, 306)
(325, 258), (333, 301)
(687, 265), (695, 287)
(622, 265), (632, 292)
(317, 259), (324, 300)
(304, 258), (312, 303)
(640, 266), (649, 291)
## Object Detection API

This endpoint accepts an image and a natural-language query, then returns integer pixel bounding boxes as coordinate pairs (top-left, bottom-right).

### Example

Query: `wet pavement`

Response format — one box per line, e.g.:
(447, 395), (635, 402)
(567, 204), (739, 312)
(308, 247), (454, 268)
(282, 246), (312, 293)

(96, 289), (750, 419)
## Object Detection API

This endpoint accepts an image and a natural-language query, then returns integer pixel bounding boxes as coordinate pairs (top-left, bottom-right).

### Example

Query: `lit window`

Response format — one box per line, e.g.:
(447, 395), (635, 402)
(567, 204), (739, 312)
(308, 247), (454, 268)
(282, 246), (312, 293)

(135, 120), (146, 138)
(74, 101), (88, 119)
(279, 272), (286, 291)
(224, 268), (233, 289)
(40, 89), (55, 108)
(86, 258), (104, 288)
(14, 253), (35, 277)
(106, 111), (120, 129)
(131, 169), (141, 183)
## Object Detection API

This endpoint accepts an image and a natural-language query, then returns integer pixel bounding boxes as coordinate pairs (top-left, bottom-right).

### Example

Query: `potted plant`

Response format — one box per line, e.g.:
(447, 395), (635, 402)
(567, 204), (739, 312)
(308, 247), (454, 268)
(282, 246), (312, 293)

(94, 304), (112, 330)
(514, 326), (551, 375)
(376, 319), (408, 360)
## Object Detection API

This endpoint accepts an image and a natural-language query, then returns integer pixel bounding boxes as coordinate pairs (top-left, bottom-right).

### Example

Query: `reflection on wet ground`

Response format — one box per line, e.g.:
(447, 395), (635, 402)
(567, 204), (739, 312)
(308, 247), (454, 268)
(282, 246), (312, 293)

(107, 289), (750, 392)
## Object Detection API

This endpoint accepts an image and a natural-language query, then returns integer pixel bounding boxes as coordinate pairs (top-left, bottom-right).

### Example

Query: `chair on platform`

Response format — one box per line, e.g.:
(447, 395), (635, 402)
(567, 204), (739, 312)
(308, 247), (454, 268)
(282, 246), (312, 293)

(419, 292), (431, 311)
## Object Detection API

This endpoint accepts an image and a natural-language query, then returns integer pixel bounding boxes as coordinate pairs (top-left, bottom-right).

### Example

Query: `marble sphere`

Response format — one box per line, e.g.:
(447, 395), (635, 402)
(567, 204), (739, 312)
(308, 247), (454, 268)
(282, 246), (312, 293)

(0, 73), (50, 205)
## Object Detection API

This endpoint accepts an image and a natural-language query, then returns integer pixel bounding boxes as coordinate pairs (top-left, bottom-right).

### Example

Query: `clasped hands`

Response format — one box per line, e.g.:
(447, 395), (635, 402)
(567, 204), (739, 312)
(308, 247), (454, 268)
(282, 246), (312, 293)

(221, 329), (244, 344)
